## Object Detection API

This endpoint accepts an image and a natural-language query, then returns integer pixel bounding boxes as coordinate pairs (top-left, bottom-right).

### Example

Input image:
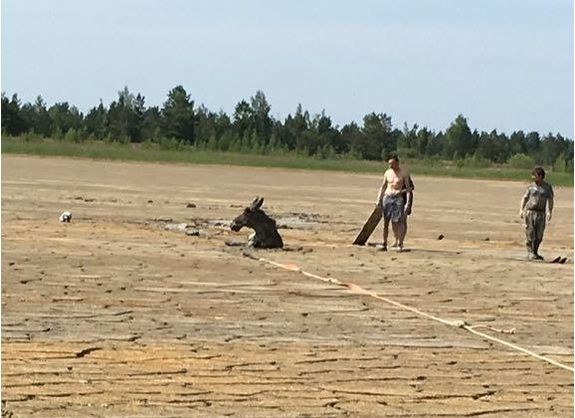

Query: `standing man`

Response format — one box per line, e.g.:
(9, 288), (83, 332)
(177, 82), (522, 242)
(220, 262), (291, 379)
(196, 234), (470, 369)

(375, 154), (413, 251)
(397, 175), (415, 248)
(519, 166), (554, 260)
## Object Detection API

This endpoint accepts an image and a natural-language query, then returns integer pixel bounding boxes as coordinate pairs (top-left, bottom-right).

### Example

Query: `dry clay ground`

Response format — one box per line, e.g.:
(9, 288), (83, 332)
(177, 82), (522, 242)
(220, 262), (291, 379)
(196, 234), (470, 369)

(2, 155), (573, 418)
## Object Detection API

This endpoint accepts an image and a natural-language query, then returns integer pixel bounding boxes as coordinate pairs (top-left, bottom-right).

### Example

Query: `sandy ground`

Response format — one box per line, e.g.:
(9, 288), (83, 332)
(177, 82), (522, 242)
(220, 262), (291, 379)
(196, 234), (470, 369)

(2, 155), (573, 417)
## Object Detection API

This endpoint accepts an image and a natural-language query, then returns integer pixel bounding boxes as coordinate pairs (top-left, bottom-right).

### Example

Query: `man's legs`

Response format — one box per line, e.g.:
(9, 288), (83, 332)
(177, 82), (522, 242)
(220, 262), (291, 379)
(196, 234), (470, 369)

(397, 214), (408, 248)
(525, 212), (536, 259)
(404, 216), (408, 241)
(533, 215), (546, 259)
(391, 217), (406, 248)
(391, 220), (406, 251)
(382, 195), (405, 251)
(382, 217), (390, 250)
(391, 198), (406, 250)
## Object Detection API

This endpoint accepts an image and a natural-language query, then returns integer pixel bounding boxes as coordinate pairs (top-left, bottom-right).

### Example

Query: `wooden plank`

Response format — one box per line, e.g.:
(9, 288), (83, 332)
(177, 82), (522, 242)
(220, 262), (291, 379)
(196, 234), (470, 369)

(353, 206), (382, 245)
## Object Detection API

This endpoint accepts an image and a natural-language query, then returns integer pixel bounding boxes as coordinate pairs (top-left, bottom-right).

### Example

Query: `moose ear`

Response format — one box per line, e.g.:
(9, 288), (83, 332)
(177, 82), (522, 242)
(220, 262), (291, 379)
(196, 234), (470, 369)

(250, 196), (260, 210)
(249, 196), (264, 210)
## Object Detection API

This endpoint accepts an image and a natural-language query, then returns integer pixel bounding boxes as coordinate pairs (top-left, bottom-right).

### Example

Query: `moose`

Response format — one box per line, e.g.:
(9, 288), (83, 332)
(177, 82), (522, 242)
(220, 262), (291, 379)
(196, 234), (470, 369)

(230, 197), (283, 249)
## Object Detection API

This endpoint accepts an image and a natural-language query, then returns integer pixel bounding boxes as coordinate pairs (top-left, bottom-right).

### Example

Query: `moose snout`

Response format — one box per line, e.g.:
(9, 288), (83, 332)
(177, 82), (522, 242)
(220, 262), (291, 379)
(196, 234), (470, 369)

(230, 220), (242, 232)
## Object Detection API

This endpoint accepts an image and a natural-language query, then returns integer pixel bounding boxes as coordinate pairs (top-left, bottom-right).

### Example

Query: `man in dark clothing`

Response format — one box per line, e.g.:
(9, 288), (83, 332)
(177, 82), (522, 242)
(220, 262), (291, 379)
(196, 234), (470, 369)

(519, 166), (554, 260)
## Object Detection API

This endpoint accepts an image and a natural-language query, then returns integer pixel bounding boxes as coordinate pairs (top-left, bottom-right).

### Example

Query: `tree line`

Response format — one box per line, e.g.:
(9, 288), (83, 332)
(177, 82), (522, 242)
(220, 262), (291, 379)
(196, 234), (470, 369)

(2, 86), (573, 171)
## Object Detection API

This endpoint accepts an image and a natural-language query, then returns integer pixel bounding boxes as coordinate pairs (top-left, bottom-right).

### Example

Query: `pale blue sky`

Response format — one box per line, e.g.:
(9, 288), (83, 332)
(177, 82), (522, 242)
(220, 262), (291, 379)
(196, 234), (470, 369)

(2, 0), (573, 137)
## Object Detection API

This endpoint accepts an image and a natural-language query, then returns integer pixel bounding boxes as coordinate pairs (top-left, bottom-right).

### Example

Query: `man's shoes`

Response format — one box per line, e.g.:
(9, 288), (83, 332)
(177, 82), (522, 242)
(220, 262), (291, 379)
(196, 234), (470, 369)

(534, 254), (544, 260)
(527, 253), (536, 261)
(375, 244), (387, 251)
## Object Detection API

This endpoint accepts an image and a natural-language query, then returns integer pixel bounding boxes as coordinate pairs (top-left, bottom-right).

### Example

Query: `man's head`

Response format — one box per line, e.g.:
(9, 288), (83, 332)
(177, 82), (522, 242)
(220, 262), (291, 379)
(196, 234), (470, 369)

(531, 166), (545, 184)
(387, 153), (400, 170)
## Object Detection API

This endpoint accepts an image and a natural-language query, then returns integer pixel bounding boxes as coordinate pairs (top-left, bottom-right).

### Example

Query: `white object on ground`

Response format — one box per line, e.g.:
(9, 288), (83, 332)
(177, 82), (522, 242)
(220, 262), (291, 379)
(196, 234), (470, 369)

(59, 211), (72, 223)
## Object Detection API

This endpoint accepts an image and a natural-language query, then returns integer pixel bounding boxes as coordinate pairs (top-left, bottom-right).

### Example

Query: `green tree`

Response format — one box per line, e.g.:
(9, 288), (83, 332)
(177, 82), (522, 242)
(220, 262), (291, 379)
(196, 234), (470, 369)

(415, 127), (433, 157)
(48, 102), (83, 137)
(444, 115), (474, 159)
(162, 85), (195, 144)
(106, 87), (147, 142)
(303, 111), (339, 155)
(217, 130), (236, 151)
(476, 129), (510, 163)
(509, 130), (527, 155)
(1, 93), (29, 135)
(525, 131), (541, 159)
(130, 93), (146, 142)
(142, 106), (162, 140)
(269, 119), (291, 151)
(195, 105), (216, 144)
(107, 87), (134, 141)
(398, 123), (418, 150)
(214, 111), (232, 139)
(20, 96), (52, 136)
(540, 133), (568, 166)
(339, 122), (361, 155)
(552, 152), (568, 172)
(283, 104), (310, 151)
(356, 112), (394, 160)
(492, 130), (511, 163)
(250, 90), (273, 144)
(508, 153), (535, 169)
(233, 100), (253, 140)
(85, 101), (108, 139)
(425, 131), (443, 156)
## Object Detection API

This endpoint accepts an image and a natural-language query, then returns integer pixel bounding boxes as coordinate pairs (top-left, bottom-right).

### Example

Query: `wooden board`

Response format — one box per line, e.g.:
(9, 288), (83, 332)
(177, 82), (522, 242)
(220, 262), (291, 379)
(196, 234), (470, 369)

(353, 206), (382, 245)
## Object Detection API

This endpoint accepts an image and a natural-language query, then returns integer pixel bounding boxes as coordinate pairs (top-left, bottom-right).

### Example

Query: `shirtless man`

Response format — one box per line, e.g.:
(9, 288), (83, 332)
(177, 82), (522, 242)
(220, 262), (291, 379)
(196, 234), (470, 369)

(375, 154), (413, 251)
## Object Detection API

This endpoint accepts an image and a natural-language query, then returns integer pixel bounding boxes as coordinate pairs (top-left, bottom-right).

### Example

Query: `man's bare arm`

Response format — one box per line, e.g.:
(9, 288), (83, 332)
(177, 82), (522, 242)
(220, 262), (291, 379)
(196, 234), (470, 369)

(376, 178), (387, 205)
(405, 190), (413, 215)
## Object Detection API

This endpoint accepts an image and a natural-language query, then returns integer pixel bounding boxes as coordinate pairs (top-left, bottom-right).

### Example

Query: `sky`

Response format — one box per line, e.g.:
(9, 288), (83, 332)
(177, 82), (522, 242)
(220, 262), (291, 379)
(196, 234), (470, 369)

(2, 0), (573, 137)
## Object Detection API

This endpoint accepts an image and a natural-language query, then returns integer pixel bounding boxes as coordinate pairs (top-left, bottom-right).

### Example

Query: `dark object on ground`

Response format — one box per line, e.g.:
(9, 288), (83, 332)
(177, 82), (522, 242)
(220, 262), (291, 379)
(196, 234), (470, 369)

(353, 206), (382, 245)
(437, 234), (445, 240)
(282, 245), (303, 252)
(186, 202), (197, 208)
(225, 240), (245, 247)
(230, 197), (283, 249)
(550, 256), (568, 264)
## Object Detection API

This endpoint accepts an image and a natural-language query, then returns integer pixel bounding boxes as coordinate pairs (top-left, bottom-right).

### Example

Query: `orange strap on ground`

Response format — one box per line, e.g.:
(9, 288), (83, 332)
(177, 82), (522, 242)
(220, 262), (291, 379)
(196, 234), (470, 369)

(255, 256), (574, 373)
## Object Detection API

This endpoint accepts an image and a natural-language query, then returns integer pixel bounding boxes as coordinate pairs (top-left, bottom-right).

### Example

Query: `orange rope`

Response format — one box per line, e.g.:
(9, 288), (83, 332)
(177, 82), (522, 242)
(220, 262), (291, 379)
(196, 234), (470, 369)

(254, 256), (573, 373)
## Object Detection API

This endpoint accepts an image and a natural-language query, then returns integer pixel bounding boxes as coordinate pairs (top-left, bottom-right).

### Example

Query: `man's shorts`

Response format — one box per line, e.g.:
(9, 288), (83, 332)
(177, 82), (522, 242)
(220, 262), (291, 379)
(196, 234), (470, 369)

(382, 194), (404, 223)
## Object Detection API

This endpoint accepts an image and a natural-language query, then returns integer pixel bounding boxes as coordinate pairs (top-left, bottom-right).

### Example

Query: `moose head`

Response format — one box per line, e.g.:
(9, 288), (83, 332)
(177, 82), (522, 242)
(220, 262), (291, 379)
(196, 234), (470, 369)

(230, 197), (283, 249)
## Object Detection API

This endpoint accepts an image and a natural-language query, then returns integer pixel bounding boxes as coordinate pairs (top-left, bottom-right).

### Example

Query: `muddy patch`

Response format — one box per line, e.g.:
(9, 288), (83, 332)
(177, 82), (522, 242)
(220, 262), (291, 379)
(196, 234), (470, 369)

(275, 212), (327, 229)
